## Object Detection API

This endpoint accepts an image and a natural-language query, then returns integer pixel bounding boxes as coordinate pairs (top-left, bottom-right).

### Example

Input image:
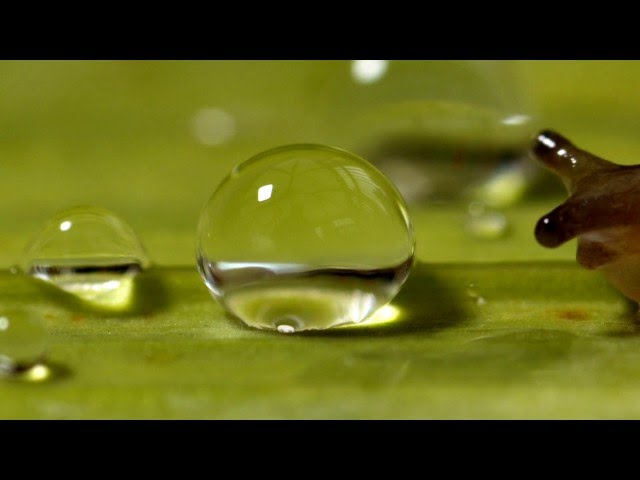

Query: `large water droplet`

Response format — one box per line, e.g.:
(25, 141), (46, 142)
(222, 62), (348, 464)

(0, 308), (48, 375)
(20, 206), (150, 310)
(197, 144), (415, 332)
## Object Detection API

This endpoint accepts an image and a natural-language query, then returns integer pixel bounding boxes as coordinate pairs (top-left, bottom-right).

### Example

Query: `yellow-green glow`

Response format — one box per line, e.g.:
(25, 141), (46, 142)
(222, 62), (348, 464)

(341, 304), (402, 329)
(52, 274), (136, 310)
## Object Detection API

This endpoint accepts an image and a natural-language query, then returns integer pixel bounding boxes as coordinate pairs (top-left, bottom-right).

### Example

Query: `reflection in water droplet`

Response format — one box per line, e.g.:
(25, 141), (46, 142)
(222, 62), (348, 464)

(191, 108), (236, 146)
(197, 144), (415, 332)
(276, 322), (296, 334)
(0, 308), (48, 376)
(21, 206), (150, 310)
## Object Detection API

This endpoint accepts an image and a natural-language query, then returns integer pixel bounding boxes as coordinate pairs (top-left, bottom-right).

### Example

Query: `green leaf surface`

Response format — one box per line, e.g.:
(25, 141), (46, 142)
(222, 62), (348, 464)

(2, 61), (640, 418)
(0, 262), (637, 419)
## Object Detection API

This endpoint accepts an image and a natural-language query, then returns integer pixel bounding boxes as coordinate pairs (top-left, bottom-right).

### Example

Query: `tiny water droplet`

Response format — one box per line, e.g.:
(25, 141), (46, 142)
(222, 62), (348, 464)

(197, 145), (414, 332)
(21, 206), (150, 310)
(0, 308), (48, 376)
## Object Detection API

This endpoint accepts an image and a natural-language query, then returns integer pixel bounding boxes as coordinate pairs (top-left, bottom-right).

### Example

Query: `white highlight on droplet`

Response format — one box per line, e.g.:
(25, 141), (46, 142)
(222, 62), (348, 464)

(191, 108), (236, 146)
(257, 184), (273, 202)
(501, 114), (530, 126)
(0, 317), (8, 331)
(351, 60), (389, 85)
(59, 221), (72, 232)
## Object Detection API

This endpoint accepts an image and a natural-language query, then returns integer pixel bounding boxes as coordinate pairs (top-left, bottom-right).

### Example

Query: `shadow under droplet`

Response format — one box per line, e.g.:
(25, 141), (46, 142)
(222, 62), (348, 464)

(0, 361), (72, 384)
(27, 267), (170, 318)
(302, 264), (471, 337)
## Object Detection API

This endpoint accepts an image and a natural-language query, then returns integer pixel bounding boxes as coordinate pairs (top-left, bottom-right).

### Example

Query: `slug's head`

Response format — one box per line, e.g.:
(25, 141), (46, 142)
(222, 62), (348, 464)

(532, 130), (631, 250)
(533, 130), (640, 304)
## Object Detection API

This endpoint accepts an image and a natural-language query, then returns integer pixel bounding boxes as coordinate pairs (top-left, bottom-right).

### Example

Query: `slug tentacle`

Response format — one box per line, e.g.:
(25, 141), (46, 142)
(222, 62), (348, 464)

(532, 130), (615, 193)
(536, 191), (640, 248)
(535, 200), (581, 248)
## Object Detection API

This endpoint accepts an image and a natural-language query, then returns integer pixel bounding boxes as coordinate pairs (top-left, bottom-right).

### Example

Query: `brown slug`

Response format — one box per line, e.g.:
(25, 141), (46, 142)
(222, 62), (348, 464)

(532, 130), (640, 303)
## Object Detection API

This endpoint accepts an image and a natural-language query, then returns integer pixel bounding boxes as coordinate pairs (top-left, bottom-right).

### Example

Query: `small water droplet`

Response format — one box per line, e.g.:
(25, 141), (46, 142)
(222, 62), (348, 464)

(472, 157), (533, 209)
(0, 308), (48, 377)
(197, 145), (414, 332)
(21, 206), (150, 310)
(466, 203), (508, 240)
(466, 283), (487, 306)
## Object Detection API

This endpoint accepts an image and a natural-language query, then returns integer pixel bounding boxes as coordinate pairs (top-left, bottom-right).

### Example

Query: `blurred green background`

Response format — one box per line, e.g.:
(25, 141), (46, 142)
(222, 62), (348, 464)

(4, 60), (640, 266)
(3, 61), (640, 419)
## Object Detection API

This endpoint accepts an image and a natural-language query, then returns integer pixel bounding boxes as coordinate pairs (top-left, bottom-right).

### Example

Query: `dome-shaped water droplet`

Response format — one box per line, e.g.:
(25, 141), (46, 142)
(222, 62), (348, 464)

(20, 206), (150, 310)
(0, 308), (48, 375)
(197, 144), (415, 332)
